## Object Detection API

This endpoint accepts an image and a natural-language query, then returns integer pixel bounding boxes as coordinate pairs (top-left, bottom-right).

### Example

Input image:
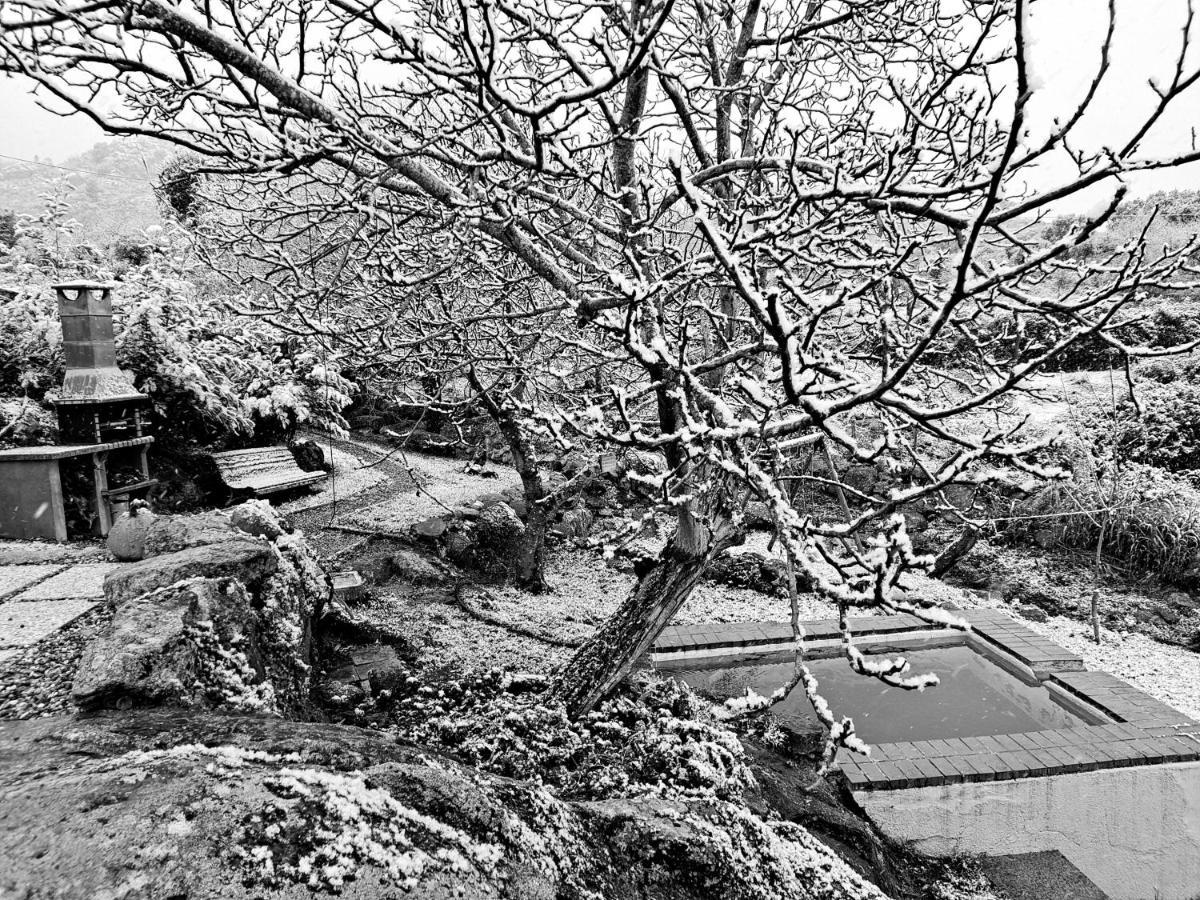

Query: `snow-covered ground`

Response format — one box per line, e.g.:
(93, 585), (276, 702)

(350, 448), (1200, 720)
(279, 445), (389, 513)
(346, 453), (519, 532)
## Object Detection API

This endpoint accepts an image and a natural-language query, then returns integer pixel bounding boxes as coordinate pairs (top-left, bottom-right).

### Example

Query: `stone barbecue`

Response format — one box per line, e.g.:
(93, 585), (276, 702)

(0, 282), (154, 540)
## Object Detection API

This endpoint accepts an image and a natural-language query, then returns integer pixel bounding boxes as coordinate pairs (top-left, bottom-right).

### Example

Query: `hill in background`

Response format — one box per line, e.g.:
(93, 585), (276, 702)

(0, 137), (174, 245)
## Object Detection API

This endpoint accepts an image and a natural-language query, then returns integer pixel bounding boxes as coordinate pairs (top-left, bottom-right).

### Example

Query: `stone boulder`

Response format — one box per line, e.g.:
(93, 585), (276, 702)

(73, 576), (276, 712)
(103, 538), (278, 607)
(475, 503), (525, 558)
(289, 438), (328, 472)
(0, 711), (887, 900)
(141, 509), (243, 558)
(624, 449), (666, 477)
(80, 512), (327, 716)
(706, 551), (793, 595)
(230, 499), (286, 540)
(391, 548), (447, 586)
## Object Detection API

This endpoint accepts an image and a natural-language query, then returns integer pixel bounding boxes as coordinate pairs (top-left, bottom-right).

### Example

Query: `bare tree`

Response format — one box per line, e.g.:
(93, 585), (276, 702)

(7, 0), (1200, 741)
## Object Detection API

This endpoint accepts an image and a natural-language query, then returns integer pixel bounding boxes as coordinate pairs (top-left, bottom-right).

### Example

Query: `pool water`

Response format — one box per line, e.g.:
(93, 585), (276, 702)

(669, 644), (1089, 743)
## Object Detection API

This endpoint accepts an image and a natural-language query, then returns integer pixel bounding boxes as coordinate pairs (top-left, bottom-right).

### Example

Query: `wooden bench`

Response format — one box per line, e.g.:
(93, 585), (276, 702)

(211, 446), (326, 497)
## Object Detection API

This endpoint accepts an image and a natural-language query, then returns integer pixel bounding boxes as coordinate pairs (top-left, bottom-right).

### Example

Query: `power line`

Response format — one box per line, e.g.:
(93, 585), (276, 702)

(0, 151), (150, 183)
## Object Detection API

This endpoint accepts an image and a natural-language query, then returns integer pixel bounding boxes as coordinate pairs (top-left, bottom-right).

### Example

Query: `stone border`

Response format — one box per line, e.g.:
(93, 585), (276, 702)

(652, 610), (1200, 791)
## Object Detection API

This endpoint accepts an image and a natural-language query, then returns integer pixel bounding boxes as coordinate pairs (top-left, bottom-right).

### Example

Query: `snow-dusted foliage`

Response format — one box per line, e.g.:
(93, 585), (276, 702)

(239, 767), (503, 892)
(374, 670), (756, 802)
(0, 196), (357, 450)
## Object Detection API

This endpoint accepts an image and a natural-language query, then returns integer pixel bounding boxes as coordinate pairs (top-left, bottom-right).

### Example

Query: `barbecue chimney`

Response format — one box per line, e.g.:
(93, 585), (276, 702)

(50, 281), (149, 444)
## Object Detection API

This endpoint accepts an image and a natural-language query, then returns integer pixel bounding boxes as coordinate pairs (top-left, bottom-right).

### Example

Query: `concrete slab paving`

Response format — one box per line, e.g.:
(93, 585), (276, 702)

(14, 563), (120, 601)
(0, 598), (97, 647)
(0, 565), (66, 602)
(0, 647), (20, 667)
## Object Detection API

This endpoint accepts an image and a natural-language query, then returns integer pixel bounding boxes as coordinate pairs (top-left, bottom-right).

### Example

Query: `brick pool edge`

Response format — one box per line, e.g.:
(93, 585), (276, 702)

(652, 609), (1200, 791)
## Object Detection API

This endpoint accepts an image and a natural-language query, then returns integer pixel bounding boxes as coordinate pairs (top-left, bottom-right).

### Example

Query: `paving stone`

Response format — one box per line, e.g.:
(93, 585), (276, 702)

(0, 565), (66, 602)
(14, 563), (121, 601)
(0, 598), (97, 647)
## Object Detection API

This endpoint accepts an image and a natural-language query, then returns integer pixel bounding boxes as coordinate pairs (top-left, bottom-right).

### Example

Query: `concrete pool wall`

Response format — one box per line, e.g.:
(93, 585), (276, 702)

(859, 761), (1200, 900)
(652, 609), (1200, 899)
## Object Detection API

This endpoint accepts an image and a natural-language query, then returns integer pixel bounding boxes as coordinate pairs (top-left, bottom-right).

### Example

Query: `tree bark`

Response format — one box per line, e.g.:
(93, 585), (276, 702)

(548, 506), (739, 717)
(929, 524), (978, 579)
(467, 369), (550, 592)
(514, 465), (550, 593)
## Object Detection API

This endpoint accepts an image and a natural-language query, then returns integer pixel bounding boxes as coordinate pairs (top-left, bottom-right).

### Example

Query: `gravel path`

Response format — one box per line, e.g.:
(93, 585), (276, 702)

(0, 605), (112, 719)
(285, 435), (416, 558)
(344, 451), (519, 533)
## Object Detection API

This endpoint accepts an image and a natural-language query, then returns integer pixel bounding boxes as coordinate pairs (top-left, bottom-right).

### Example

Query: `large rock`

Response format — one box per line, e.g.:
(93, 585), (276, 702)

(706, 551), (792, 596)
(475, 502), (525, 559)
(103, 538), (278, 607)
(142, 501), (290, 558)
(0, 712), (887, 900)
(391, 548), (446, 586)
(80, 512), (327, 716)
(141, 509), (241, 557)
(230, 499), (286, 540)
(73, 576), (275, 712)
(289, 438), (327, 472)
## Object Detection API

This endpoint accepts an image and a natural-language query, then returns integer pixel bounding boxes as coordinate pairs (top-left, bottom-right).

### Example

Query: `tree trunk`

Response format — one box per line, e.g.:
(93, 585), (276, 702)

(514, 467), (550, 593)
(548, 507), (738, 717)
(929, 524), (978, 579)
(467, 369), (550, 592)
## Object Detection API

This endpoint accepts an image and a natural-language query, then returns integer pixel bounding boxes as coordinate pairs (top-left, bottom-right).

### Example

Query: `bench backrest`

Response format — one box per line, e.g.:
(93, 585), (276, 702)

(211, 446), (323, 491)
(213, 446), (299, 475)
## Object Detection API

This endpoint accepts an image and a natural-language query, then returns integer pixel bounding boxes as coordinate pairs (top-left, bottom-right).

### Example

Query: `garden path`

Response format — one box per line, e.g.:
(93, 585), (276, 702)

(0, 561), (120, 666)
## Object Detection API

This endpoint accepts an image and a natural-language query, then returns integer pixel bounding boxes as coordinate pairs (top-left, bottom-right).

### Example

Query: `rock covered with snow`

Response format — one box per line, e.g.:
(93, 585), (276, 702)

(0, 711), (889, 900)
(73, 576), (276, 713)
(76, 506), (327, 716)
(139, 508), (247, 559)
(474, 502), (525, 558)
(230, 499), (287, 541)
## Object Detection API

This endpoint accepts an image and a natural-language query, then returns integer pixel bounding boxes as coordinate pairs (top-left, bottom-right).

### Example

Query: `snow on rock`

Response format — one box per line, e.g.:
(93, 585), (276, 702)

(243, 766), (503, 892)
(0, 712), (894, 900)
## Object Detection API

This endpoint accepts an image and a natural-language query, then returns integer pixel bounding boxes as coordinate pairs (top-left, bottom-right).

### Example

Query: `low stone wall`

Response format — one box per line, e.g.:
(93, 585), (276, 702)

(857, 761), (1200, 900)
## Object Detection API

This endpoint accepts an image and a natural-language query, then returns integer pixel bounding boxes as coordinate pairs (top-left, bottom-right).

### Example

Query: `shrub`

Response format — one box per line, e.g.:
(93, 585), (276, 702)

(363, 668), (756, 803)
(0, 210), (15, 249)
(1105, 381), (1200, 475)
(0, 196), (357, 455)
(1018, 447), (1200, 587)
(1074, 374), (1200, 477)
(0, 398), (57, 448)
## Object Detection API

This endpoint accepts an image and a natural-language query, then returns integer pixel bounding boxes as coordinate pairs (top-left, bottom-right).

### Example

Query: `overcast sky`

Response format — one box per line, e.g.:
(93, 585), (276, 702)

(1, 0), (1198, 209)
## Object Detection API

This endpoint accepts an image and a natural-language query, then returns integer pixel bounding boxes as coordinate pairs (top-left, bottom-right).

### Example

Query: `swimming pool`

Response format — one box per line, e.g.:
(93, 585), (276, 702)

(669, 643), (1088, 743)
